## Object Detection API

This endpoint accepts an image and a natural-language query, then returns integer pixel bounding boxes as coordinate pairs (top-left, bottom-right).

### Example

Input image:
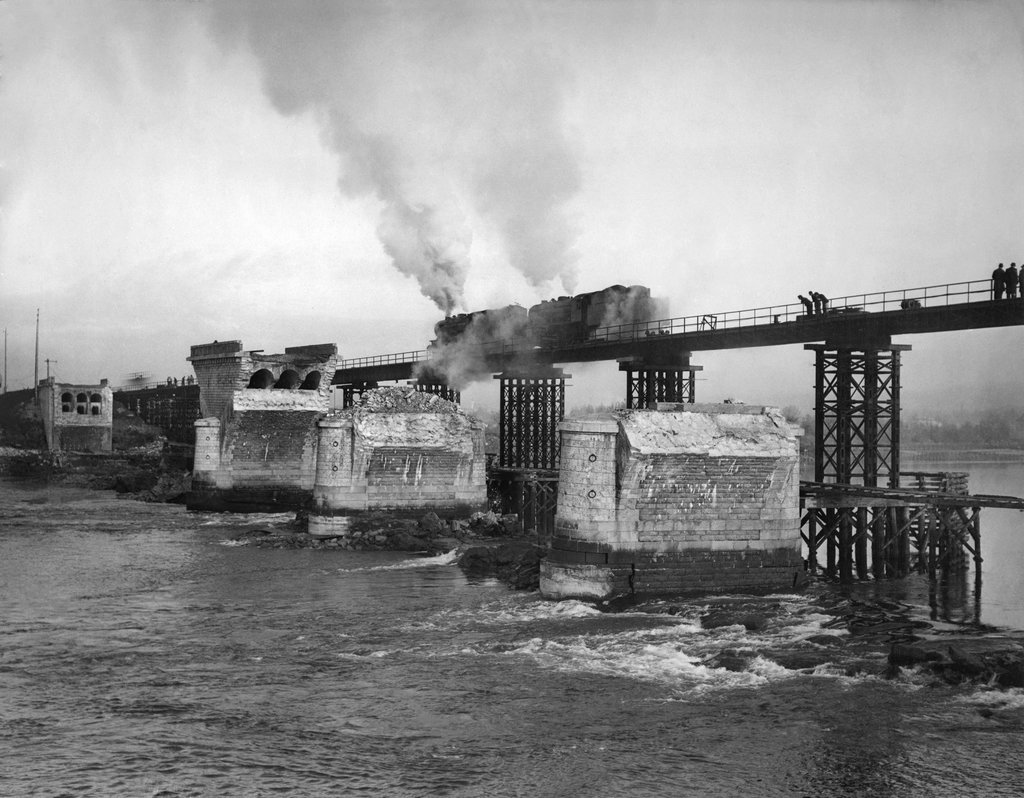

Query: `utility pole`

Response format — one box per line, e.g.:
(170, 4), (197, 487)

(3, 327), (7, 394)
(34, 309), (40, 399)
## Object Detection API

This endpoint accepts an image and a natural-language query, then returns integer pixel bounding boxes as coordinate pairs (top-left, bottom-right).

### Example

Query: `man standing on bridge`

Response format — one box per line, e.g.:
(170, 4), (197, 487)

(993, 263), (1007, 299)
(798, 294), (814, 316)
(1008, 263), (1019, 298)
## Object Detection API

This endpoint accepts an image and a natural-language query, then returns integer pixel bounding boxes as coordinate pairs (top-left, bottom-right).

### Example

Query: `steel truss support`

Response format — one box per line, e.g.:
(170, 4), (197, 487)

(340, 381), (377, 408)
(410, 382), (461, 404)
(495, 367), (568, 470)
(619, 355), (701, 409)
(806, 343), (910, 488)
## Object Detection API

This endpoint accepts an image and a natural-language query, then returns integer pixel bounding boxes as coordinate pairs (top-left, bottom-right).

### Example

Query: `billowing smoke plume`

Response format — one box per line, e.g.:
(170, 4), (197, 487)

(597, 286), (671, 331)
(417, 305), (530, 389)
(208, 1), (581, 313)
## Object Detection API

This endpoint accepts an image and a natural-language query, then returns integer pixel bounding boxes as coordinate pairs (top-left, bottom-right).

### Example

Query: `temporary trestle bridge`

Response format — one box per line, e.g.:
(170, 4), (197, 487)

(801, 475), (1024, 583)
(333, 279), (1024, 582)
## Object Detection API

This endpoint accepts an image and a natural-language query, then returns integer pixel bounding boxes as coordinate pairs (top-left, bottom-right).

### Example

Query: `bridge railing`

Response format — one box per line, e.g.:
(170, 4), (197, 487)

(338, 350), (427, 370)
(115, 380), (198, 392)
(591, 279), (996, 345)
(336, 279), (999, 367)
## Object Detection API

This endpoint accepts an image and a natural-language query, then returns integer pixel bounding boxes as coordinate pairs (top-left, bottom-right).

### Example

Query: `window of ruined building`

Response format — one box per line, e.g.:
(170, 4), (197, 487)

(90, 393), (102, 416)
(274, 370), (301, 389)
(61, 392), (74, 413)
(300, 371), (322, 390)
(247, 369), (275, 389)
(76, 392), (88, 414)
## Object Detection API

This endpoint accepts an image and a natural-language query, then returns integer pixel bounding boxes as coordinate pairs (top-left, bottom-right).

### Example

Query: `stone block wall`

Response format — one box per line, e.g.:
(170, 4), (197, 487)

(541, 404), (804, 600)
(185, 340), (339, 511)
(187, 341), (248, 421)
(308, 388), (486, 536)
(187, 340), (339, 422)
(225, 409), (322, 489)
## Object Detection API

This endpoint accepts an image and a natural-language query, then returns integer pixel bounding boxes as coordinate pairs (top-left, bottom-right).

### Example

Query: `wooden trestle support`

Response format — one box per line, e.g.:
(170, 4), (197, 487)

(488, 367), (568, 541)
(801, 479), (982, 582)
(801, 342), (985, 582)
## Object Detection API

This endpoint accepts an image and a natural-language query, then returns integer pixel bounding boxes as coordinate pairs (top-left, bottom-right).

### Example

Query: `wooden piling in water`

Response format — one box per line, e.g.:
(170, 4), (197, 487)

(855, 507), (868, 579)
(799, 472), (1024, 585)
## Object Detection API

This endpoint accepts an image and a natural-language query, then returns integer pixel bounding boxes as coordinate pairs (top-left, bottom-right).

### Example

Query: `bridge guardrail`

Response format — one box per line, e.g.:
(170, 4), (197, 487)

(338, 349), (427, 370)
(590, 278), (997, 346)
(337, 279), (999, 367)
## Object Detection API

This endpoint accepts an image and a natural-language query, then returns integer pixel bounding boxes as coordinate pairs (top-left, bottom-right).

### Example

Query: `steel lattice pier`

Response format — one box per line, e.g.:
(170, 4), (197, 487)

(496, 369), (567, 471)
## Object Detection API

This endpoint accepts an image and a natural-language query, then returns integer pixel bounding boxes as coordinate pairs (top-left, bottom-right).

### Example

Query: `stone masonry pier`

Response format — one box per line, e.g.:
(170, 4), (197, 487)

(187, 340), (339, 511)
(308, 387), (486, 537)
(540, 403), (804, 600)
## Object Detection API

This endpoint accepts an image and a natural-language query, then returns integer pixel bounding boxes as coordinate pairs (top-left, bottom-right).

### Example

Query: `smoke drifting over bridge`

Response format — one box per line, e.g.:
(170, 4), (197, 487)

(416, 285), (669, 389)
(210, 1), (582, 314)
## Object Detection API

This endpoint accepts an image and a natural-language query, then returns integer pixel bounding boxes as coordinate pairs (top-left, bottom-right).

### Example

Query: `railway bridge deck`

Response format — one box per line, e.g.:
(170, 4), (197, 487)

(331, 278), (1024, 584)
(333, 279), (1022, 386)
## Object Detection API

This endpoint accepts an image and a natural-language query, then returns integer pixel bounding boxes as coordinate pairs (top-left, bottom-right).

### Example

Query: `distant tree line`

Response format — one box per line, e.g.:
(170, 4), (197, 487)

(902, 408), (1024, 450)
(780, 405), (1024, 453)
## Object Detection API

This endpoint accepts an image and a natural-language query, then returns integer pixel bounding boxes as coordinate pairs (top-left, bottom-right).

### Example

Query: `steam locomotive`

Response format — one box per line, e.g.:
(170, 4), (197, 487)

(431, 284), (662, 351)
(431, 304), (530, 355)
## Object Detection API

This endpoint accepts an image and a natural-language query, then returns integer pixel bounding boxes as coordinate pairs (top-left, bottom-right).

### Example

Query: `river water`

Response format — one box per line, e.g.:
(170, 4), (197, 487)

(3, 463), (1024, 797)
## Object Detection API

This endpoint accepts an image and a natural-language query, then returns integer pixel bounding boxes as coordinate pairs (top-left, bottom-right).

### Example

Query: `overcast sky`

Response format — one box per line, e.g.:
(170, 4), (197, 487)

(3, 0), (1023, 413)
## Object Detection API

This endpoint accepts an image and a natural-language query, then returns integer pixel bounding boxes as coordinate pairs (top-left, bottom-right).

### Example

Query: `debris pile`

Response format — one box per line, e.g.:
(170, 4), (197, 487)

(346, 387), (463, 415)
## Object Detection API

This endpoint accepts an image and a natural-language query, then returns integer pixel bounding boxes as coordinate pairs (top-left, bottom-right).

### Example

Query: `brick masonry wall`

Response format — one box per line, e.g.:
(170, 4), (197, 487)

(542, 406), (804, 599)
(224, 410), (322, 490)
(544, 546), (803, 598)
(311, 409), (487, 517)
(188, 342), (248, 421)
(189, 340), (339, 422)
(618, 453), (800, 550)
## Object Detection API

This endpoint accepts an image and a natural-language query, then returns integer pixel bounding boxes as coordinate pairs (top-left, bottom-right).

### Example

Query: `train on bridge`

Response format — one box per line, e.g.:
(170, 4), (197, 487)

(430, 284), (666, 353)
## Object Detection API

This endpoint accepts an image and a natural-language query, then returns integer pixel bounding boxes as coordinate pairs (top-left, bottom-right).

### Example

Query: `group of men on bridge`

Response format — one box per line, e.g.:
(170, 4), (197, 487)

(797, 291), (829, 316)
(992, 263), (1021, 299)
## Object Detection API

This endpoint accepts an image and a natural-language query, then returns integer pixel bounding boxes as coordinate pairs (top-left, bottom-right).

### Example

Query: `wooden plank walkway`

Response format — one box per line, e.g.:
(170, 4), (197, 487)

(800, 481), (1024, 511)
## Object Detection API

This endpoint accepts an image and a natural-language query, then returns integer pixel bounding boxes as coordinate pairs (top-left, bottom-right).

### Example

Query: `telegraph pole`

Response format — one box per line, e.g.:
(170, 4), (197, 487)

(34, 309), (39, 399)
(3, 327), (7, 394)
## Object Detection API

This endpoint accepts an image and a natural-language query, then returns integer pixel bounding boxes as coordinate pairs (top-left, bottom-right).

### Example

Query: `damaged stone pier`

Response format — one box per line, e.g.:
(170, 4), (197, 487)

(541, 403), (805, 600)
(307, 388), (486, 537)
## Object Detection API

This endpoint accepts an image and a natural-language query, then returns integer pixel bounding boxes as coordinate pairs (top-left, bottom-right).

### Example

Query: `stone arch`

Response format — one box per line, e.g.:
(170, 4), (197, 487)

(90, 393), (102, 416)
(76, 392), (88, 415)
(300, 371), (322, 390)
(248, 369), (275, 389)
(274, 370), (301, 389)
(61, 392), (74, 413)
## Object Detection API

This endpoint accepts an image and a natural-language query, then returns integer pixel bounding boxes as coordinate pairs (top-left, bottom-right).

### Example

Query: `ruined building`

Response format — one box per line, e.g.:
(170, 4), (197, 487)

(186, 342), (486, 520)
(187, 341), (339, 511)
(38, 378), (114, 453)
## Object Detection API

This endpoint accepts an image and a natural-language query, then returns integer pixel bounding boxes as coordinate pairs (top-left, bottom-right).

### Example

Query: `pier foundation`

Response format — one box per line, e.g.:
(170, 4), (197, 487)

(540, 404), (804, 600)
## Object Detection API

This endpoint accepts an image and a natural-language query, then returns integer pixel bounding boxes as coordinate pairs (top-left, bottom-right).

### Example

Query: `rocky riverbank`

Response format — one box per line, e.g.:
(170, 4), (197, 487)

(230, 510), (545, 590)
(0, 444), (191, 503)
